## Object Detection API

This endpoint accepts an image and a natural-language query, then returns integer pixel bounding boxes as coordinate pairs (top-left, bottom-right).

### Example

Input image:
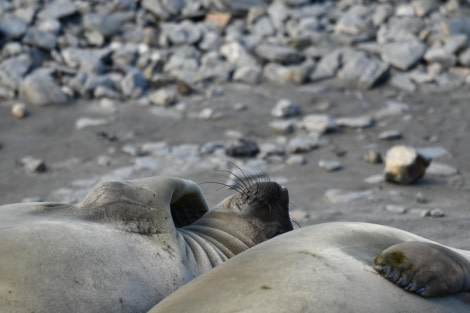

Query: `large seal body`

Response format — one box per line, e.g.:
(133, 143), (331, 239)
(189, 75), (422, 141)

(0, 176), (292, 313)
(149, 222), (470, 313)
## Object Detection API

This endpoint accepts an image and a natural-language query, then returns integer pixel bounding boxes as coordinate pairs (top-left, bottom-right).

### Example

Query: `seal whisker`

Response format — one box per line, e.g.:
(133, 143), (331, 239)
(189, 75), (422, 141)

(216, 168), (251, 192)
(199, 181), (246, 196)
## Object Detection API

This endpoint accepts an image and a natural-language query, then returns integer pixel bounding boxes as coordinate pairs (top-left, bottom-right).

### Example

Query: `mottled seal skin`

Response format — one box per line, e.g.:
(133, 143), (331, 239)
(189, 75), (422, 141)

(148, 222), (470, 313)
(0, 176), (292, 313)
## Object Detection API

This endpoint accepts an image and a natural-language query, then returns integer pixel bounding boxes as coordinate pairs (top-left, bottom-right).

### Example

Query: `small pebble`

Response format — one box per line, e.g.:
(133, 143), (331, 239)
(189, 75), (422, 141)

(21, 156), (46, 173)
(12, 103), (28, 119)
(416, 192), (427, 204)
(364, 150), (382, 164)
(286, 155), (306, 165)
(318, 160), (342, 172)
(378, 130), (402, 140)
(429, 208), (445, 218)
(385, 204), (407, 214)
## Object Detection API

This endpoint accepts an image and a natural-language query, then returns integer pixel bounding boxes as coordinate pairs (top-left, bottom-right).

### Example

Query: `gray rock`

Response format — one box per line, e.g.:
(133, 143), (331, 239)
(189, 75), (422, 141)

(310, 50), (341, 81)
(83, 13), (122, 37)
(287, 137), (318, 153)
(415, 146), (449, 159)
(429, 208), (445, 218)
(385, 204), (407, 214)
(254, 44), (302, 64)
(121, 69), (147, 98)
(338, 55), (389, 89)
(162, 21), (202, 46)
(233, 65), (262, 84)
(372, 4), (393, 26)
(263, 61), (314, 85)
(416, 192), (427, 204)
(302, 114), (337, 133)
(269, 120), (295, 135)
(225, 138), (260, 158)
(390, 74), (416, 92)
(0, 17), (28, 40)
(220, 41), (257, 66)
(2, 42), (23, 58)
(75, 118), (108, 130)
(444, 34), (468, 54)
(424, 47), (457, 67)
(23, 29), (57, 50)
(148, 88), (177, 107)
(426, 162), (459, 176)
(19, 73), (67, 106)
(364, 150), (382, 164)
(441, 18), (470, 37)
(0, 85), (15, 99)
(200, 141), (224, 155)
(458, 48), (470, 66)
(271, 98), (300, 118)
(62, 48), (112, 74)
(411, 0), (439, 17)
(258, 142), (285, 158)
(325, 189), (373, 204)
(0, 56), (32, 90)
(286, 155), (306, 165)
(364, 174), (385, 184)
(21, 156), (47, 174)
(381, 40), (427, 70)
(249, 16), (276, 37)
(37, 0), (77, 20)
(336, 116), (374, 129)
(318, 160), (342, 172)
(335, 13), (372, 36)
(378, 130), (402, 140)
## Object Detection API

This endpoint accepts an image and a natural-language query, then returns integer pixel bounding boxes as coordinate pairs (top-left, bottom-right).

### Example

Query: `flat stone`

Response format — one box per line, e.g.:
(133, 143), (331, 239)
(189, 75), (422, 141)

(364, 174), (385, 184)
(302, 114), (337, 133)
(429, 208), (445, 218)
(390, 74), (416, 92)
(258, 143), (285, 158)
(162, 21), (202, 46)
(384, 145), (431, 184)
(23, 28), (57, 50)
(287, 137), (318, 153)
(19, 73), (67, 106)
(373, 101), (409, 119)
(385, 204), (407, 214)
(271, 98), (301, 118)
(336, 116), (374, 129)
(426, 162), (459, 176)
(444, 34), (468, 54)
(0, 17), (28, 40)
(424, 47), (457, 67)
(378, 130), (402, 140)
(286, 155), (306, 165)
(121, 69), (147, 99)
(441, 19), (470, 37)
(381, 40), (427, 71)
(83, 13), (122, 37)
(61, 48), (111, 74)
(325, 189), (373, 204)
(310, 50), (341, 81)
(75, 118), (108, 130)
(372, 4), (393, 26)
(38, 0), (77, 20)
(263, 61), (314, 85)
(269, 120), (295, 135)
(318, 160), (342, 172)
(148, 88), (177, 107)
(254, 44), (302, 64)
(0, 56), (32, 90)
(335, 13), (371, 36)
(416, 146), (450, 159)
(233, 65), (262, 84)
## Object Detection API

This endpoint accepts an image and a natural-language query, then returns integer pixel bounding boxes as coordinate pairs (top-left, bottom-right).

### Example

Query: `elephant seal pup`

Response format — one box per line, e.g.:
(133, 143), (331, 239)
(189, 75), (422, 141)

(148, 222), (470, 313)
(0, 176), (292, 313)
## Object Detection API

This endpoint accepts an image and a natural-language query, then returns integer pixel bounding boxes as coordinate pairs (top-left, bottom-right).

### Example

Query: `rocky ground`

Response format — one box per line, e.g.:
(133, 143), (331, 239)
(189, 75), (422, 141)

(1, 0), (470, 250)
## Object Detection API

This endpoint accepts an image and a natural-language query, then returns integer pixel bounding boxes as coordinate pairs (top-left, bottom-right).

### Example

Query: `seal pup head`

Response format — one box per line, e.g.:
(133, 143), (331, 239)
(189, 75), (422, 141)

(193, 177), (293, 248)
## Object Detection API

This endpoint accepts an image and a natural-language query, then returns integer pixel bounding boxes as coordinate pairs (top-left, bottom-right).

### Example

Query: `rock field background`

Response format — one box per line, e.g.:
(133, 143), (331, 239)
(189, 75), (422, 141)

(1, 0), (470, 249)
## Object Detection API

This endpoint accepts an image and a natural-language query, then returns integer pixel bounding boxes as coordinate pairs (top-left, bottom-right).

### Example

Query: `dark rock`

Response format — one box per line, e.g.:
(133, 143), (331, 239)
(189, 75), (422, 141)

(225, 138), (260, 158)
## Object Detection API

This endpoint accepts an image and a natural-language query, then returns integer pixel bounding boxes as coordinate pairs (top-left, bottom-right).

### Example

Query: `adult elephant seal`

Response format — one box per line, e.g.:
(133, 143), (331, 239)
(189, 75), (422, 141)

(148, 222), (470, 313)
(0, 176), (293, 313)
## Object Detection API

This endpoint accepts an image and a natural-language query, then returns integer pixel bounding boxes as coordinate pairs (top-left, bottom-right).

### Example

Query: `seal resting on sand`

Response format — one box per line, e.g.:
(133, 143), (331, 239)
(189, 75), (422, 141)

(0, 175), (293, 313)
(148, 222), (470, 313)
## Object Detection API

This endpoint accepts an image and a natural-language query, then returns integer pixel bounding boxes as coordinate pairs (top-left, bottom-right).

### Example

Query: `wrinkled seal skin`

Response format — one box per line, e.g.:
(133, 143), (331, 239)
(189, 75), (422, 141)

(149, 222), (470, 313)
(0, 176), (292, 313)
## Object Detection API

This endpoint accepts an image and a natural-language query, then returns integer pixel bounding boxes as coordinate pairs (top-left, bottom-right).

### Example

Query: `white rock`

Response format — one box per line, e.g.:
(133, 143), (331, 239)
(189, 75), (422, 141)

(75, 117), (108, 130)
(336, 116), (373, 128)
(302, 114), (337, 133)
(426, 162), (458, 176)
(378, 130), (402, 140)
(318, 160), (342, 172)
(385, 204), (407, 214)
(286, 155), (306, 165)
(271, 98), (300, 118)
(287, 137), (318, 153)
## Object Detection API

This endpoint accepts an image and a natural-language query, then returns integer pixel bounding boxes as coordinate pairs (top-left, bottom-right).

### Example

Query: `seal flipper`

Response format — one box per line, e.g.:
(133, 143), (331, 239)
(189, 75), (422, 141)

(373, 241), (470, 297)
(73, 176), (210, 234)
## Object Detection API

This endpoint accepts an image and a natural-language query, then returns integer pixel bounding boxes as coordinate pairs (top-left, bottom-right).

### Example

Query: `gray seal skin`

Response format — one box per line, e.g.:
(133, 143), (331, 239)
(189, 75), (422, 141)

(0, 176), (292, 313)
(148, 222), (470, 313)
